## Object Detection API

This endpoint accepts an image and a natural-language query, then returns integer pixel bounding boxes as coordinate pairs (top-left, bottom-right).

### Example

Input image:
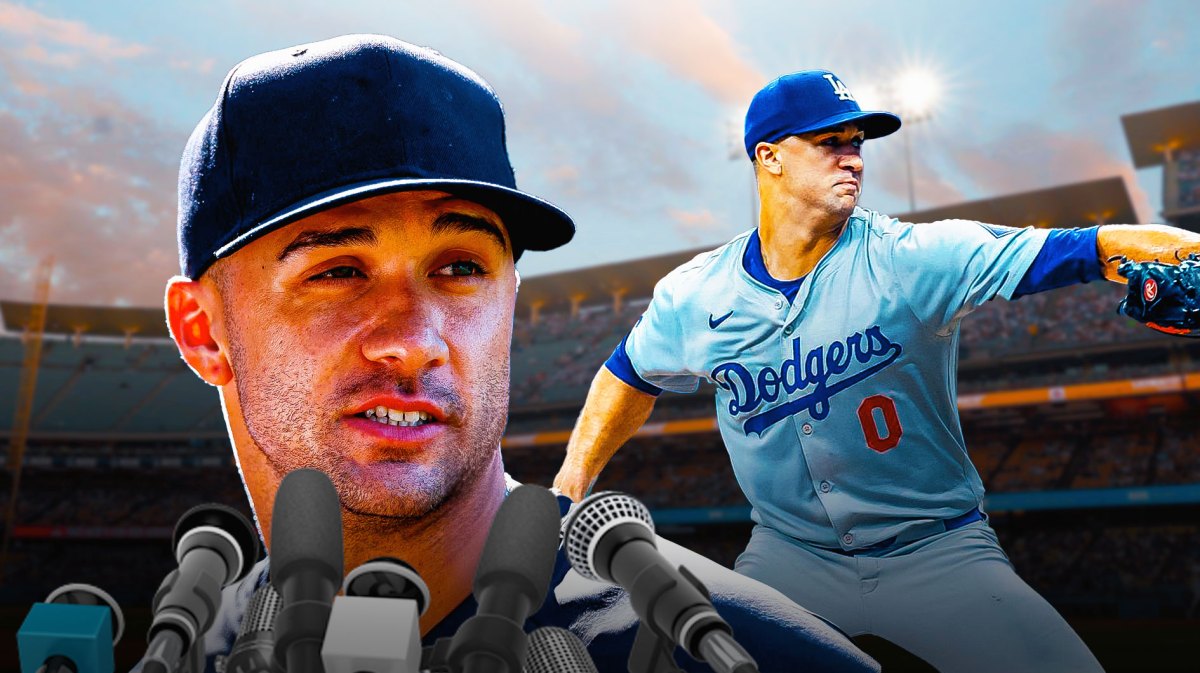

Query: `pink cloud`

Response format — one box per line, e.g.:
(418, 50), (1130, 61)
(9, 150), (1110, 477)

(459, 0), (618, 113)
(168, 57), (217, 75)
(0, 2), (151, 64)
(542, 164), (581, 197)
(0, 55), (182, 307)
(605, 0), (762, 104)
(1052, 0), (1157, 109)
(453, 0), (701, 212)
(871, 143), (967, 211)
(946, 124), (1152, 222)
(667, 207), (722, 243)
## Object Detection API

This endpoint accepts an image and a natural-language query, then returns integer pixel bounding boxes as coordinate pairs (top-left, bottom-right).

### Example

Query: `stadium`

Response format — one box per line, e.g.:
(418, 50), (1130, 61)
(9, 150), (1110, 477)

(3, 99), (1200, 672)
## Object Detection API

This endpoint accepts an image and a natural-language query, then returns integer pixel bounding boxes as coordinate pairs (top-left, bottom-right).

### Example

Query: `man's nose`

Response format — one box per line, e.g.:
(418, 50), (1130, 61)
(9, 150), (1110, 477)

(840, 149), (863, 173)
(360, 285), (449, 372)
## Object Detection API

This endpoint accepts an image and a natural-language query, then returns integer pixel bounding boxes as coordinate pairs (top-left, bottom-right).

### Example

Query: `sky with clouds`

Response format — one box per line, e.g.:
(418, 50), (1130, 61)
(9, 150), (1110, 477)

(0, 0), (1197, 306)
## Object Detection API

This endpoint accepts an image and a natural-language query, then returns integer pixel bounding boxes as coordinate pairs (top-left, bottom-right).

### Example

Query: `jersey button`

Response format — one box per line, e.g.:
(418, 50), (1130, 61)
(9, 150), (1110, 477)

(783, 325), (794, 336)
(842, 533), (854, 545)
(819, 480), (832, 493)
(774, 299), (784, 309)
(802, 423), (813, 435)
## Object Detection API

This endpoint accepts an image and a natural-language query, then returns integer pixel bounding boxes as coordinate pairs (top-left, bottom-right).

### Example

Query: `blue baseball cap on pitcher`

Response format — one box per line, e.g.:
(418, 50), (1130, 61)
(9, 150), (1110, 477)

(178, 34), (574, 279)
(743, 70), (901, 159)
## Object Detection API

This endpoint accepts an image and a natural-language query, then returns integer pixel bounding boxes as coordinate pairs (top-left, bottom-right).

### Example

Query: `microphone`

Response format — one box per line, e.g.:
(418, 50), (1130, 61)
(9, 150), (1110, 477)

(561, 492), (759, 673)
(143, 504), (260, 673)
(322, 557), (431, 673)
(216, 584), (281, 673)
(447, 485), (561, 673)
(523, 627), (597, 673)
(270, 468), (344, 673)
(17, 583), (124, 673)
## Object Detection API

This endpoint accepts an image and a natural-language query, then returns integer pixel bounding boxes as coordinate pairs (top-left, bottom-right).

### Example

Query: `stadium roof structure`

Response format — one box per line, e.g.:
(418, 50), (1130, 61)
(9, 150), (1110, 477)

(517, 247), (711, 317)
(1, 301), (169, 339)
(895, 176), (1136, 230)
(518, 177), (1136, 314)
(1121, 101), (1200, 169)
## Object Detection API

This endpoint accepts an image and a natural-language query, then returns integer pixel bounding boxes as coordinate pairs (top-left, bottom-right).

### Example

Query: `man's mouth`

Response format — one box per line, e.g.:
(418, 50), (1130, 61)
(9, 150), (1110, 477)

(361, 406), (436, 427)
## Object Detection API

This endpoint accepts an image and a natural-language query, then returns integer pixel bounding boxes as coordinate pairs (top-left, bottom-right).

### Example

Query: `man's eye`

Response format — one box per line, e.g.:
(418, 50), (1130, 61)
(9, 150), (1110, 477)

(310, 266), (365, 281)
(821, 137), (838, 146)
(850, 137), (864, 148)
(434, 260), (486, 277)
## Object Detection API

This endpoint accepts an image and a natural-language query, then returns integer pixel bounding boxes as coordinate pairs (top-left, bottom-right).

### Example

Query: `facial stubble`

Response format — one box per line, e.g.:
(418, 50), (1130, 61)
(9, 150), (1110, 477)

(222, 298), (509, 523)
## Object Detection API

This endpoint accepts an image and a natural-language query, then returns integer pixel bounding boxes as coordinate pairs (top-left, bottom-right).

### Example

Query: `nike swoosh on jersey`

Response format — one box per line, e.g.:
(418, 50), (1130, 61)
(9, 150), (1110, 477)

(709, 310), (734, 329)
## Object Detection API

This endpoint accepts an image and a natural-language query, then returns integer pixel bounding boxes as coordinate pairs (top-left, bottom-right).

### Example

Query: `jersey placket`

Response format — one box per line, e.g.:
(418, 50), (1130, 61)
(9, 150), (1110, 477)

(777, 219), (859, 548)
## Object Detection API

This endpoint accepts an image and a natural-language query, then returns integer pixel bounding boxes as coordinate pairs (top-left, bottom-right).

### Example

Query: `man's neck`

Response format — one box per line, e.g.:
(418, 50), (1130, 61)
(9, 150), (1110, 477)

(757, 193), (850, 281)
(340, 459), (507, 635)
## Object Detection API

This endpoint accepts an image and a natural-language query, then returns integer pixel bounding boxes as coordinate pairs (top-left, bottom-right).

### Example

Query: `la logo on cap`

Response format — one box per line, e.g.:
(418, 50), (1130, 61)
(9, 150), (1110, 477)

(823, 74), (856, 102)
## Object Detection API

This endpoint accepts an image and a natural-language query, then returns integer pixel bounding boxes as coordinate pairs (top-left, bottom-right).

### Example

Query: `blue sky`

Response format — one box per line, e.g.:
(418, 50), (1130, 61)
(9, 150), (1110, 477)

(1, 0), (1197, 306)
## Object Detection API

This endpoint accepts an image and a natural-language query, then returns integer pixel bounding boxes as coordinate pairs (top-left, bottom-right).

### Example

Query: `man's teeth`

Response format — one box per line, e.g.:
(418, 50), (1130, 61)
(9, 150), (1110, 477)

(363, 406), (434, 426)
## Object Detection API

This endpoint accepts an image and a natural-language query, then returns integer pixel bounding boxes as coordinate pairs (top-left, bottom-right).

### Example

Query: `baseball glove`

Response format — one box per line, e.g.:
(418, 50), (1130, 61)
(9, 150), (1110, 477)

(1112, 253), (1200, 337)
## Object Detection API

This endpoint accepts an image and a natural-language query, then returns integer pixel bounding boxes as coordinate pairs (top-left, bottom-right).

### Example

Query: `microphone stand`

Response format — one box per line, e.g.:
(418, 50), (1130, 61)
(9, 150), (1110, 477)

(181, 642), (205, 673)
(629, 624), (683, 673)
(626, 566), (713, 673)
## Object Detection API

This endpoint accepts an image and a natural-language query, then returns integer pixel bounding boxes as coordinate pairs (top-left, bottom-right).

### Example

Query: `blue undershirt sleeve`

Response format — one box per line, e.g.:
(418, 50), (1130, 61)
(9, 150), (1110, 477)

(1012, 225), (1104, 298)
(603, 334), (664, 397)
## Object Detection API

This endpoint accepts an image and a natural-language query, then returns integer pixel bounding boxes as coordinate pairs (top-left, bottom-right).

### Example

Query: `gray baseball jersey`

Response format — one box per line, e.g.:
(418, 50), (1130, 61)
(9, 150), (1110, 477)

(620, 206), (1048, 550)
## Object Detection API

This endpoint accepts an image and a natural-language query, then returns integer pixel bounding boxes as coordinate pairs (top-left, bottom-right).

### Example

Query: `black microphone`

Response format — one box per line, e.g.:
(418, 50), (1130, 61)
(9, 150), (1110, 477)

(447, 485), (561, 673)
(323, 557), (431, 673)
(143, 504), (260, 673)
(17, 584), (125, 673)
(217, 584), (281, 673)
(523, 627), (597, 673)
(270, 468), (344, 673)
(561, 492), (758, 673)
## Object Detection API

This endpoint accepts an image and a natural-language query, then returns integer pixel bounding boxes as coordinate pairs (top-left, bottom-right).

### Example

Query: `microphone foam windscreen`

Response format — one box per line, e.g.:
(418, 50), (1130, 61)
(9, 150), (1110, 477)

(524, 627), (597, 673)
(270, 468), (344, 585)
(474, 485), (560, 607)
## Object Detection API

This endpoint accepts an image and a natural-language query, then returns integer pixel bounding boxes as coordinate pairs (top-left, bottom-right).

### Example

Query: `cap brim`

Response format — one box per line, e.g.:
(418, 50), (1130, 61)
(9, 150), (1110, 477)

(211, 178), (575, 264)
(767, 109), (902, 144)
(805, 110), (902, 139)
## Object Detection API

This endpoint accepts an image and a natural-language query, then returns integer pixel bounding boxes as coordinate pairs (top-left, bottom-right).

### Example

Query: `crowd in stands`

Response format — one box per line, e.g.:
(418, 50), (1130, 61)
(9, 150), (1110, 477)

(507, 279), (1176, 411)
(8, 468), (246, 527)
(1000, 519), (1200, 619)
(1, 539), (175, 605)
(1154, 421), (1200, 484)
(506, 414), (1200, 510)
(957, 359), (1188, 394)
(510, 302), (643, 406)
(2, 407), (1198, 619)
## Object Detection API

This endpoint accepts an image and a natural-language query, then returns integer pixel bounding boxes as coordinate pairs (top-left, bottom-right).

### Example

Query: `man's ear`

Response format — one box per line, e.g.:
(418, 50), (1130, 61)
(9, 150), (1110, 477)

(754, 142), (783, 176)
(165, 276), (232, 386)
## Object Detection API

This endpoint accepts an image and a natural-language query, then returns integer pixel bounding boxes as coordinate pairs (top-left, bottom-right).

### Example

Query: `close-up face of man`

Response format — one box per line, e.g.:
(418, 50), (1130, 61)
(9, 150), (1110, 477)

(765, 123), (866, 218)
(169, 189), (517, 522)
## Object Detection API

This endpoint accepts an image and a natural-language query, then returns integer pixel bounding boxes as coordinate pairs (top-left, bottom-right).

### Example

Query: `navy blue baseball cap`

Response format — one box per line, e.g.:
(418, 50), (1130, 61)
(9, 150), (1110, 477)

(178, 34), (574, 279)
(743, 70), (901, 159)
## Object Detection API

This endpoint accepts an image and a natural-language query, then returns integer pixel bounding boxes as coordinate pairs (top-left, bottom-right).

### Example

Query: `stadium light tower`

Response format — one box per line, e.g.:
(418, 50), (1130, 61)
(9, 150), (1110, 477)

(894, 67), (942, 212)
(860, 68), (944, 212)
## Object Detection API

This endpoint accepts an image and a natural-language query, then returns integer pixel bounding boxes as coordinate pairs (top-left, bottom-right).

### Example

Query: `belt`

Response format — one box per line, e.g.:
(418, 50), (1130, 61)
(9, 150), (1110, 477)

(944, 506), (984, 531)
(832, 507), (984, 557)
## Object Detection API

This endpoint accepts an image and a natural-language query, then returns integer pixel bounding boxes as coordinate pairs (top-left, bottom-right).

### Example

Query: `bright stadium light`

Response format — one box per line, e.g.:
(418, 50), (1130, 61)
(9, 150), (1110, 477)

(894, 68), (941, 120)
(866, 66), (945, 212)
(852, 81), (885, 112)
